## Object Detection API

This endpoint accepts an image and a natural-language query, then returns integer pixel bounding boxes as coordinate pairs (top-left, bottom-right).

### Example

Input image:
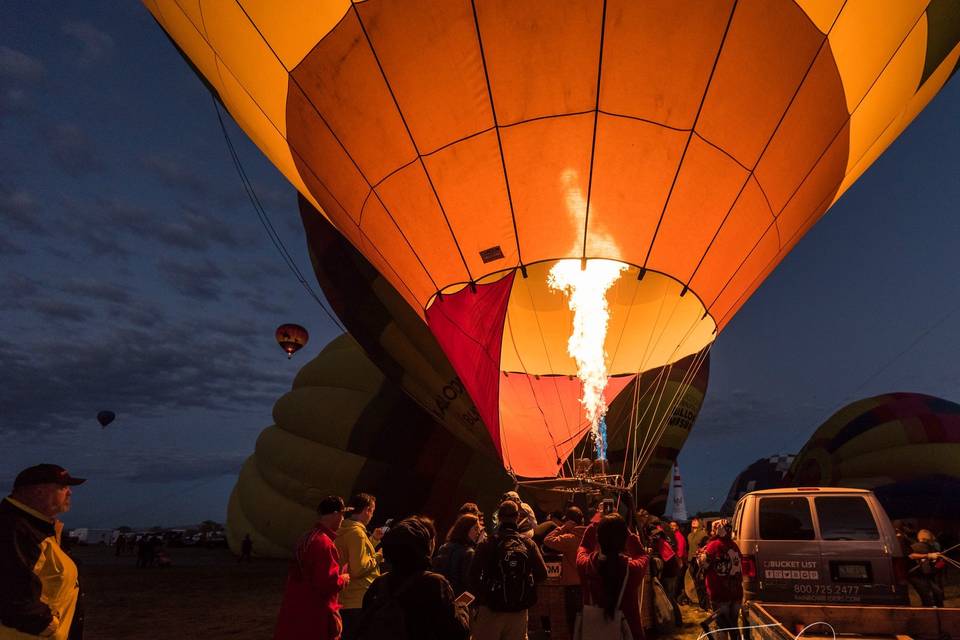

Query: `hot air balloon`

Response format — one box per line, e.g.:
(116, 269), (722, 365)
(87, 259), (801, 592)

(301, 199), (710, 511)
(275, 323), (309, 359)
(96, 410), (116, 428)
(787, 392), (960, 526)
(149, 1), (960, 483)
(720, 453), (796, 515)
(227, 334), (512, 557)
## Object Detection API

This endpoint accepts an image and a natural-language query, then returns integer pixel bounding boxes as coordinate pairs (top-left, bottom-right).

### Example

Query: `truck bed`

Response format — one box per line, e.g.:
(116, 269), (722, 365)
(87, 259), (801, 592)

(744, 601), (960, 640)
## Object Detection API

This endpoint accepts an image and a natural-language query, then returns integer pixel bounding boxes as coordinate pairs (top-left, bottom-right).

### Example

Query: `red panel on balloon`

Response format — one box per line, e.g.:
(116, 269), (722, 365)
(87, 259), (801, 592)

(426, 273), (516, 455)
(498, 373), (635, 478)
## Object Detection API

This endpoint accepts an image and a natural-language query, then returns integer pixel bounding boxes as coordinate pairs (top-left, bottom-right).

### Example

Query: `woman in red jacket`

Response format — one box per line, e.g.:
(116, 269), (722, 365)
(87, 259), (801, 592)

(274, 496), (351, 640)
(577, 513), (649, 639)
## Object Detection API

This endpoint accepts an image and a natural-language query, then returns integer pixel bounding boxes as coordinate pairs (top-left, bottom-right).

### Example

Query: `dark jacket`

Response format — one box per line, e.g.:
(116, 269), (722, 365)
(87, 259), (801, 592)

(0, 497), (82, 639)
(432, 541), (475, 596)
(360, 571), (469, 640)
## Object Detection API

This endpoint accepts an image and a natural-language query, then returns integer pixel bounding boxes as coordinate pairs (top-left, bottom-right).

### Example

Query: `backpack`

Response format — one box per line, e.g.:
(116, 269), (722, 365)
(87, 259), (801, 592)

(482, 531), (536, 612)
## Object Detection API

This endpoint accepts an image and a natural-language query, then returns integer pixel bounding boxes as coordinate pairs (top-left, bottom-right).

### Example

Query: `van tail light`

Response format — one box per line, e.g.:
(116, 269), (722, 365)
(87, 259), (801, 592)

(893, 556), (910, 585)
(742, 554), (757, 579)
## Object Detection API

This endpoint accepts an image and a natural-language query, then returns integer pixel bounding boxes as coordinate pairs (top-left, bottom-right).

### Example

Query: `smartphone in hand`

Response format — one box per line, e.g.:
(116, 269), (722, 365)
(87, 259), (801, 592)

(454, 591), (475, 606)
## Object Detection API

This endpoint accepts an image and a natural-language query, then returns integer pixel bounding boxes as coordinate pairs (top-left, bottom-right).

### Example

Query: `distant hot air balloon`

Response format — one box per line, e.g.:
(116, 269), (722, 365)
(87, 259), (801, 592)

(275, 324), (309, 359)
(787, 392), (960, 523)
(97, 410), (116, 428)
(150, 1), (960, 481)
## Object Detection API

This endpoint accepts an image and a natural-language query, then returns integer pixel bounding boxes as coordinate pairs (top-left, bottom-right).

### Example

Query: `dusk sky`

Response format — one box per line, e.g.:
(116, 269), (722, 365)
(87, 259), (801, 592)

(2, 3), (959, 527)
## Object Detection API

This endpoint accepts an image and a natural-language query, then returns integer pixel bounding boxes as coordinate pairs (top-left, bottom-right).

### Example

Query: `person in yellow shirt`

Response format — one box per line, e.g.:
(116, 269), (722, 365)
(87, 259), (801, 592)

(1, 464), (85, 640)
(335, 493), (384, 640)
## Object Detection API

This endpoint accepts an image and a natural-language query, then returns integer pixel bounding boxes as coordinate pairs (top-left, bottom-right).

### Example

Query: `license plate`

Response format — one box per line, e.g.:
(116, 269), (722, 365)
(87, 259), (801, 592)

(837, 564), (869, 580)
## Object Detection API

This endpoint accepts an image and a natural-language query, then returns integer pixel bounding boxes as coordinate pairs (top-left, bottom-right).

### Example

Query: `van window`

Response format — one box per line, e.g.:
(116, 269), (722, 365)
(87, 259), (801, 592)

(815, 496), (879, 540)
(732, 500), (744, 539)
(759, 497), (815, 540)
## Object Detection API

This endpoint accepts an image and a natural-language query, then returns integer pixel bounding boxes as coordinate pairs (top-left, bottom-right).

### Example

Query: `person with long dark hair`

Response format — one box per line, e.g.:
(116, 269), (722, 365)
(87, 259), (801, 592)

(356, 518), (469, 640)
(432, 513), (481, 595)
(576, 513), (649, 639)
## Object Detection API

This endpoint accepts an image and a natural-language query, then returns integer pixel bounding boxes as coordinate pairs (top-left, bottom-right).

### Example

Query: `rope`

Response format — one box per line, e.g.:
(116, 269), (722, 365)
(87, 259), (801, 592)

(211, 96), (346, 334)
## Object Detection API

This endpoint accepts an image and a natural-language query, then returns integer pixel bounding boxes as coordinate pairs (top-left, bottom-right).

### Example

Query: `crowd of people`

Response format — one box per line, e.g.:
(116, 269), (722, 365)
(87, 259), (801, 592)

(1, 462), (954, 640)
(271, 490), (753, 640)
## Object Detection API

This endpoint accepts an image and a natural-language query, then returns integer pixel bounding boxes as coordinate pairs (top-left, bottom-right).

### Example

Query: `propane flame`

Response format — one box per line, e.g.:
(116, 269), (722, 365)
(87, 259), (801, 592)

(548, 258), (627, 459)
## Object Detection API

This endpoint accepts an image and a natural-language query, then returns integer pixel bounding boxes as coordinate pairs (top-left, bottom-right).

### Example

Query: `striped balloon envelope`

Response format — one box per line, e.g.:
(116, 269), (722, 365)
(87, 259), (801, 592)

(147, 0), (960, 479)
(787, 392), (960, 522)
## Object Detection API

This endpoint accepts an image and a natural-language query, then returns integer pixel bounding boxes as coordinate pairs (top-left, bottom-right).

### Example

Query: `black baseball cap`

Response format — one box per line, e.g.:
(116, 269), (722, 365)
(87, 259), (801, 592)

(14, 464), (86, 488)
(317, 495), (352, 516)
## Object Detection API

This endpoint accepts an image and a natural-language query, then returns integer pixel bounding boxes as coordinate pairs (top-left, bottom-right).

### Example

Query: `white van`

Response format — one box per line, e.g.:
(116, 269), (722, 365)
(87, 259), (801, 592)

(731, 487), (909, 605)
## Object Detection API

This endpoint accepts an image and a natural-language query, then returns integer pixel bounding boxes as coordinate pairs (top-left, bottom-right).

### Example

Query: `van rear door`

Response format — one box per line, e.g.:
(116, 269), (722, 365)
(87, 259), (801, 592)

(754, 496), (820, 602)
(813, 495), (897, 604)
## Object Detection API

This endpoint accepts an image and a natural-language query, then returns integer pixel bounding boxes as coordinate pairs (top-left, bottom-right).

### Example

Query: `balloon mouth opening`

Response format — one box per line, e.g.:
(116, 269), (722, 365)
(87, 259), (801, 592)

(498, 260), (716, 378)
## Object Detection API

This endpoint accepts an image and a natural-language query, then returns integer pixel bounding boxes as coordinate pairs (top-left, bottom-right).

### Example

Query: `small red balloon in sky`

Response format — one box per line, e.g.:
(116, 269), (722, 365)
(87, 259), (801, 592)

(275, 324), (309, 359)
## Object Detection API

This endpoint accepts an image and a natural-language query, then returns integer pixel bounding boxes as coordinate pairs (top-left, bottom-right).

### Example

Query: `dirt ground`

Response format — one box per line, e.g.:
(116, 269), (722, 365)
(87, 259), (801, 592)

(75, 545), (287, 639)
(72, 544), (959, 639)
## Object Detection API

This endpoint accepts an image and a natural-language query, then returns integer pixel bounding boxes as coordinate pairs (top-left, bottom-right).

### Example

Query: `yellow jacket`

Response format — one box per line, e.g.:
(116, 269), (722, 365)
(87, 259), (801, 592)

(334, 519), (381, 609)
(0, 498), (80, 640)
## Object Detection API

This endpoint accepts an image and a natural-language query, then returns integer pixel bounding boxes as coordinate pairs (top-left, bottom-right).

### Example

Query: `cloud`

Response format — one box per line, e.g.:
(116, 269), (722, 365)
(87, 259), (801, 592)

(123, 453), (248, 484)
(0, 46), (44, 83)
(158, 257), (227, 300)
(42, 122), (104, 177)
(0, 234), (25, 256)
(30, 299), (96, 323)
(0, 324), (290, 436)
(59, 279), (131, 305)
(110, 303), (166, 329)
(0, 272), (41, 298)
(61, 21), (114, 68)
(0, 47), (44, 116)
(101, 197), (240, 252)
(140, 152), (213, 199)
(0, 189), (42, 232)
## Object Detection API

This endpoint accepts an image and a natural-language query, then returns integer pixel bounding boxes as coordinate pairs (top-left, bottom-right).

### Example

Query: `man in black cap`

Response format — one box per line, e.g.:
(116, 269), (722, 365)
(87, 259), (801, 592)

(274, 496), (351, 640)
(1, 463), (85, 639)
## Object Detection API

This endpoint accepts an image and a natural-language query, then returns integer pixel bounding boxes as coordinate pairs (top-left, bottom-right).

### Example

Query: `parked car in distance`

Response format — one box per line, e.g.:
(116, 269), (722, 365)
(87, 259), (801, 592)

(732, 487), (909, 605)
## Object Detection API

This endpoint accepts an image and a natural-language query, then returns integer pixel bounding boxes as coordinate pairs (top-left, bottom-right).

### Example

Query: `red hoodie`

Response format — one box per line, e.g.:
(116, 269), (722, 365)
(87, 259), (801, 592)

(576, 523), (648, 640)
(275, 524), (348, 640)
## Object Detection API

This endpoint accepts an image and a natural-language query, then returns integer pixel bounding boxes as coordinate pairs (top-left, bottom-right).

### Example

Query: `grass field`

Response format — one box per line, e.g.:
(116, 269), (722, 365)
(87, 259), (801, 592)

(71, 545), (959, 639)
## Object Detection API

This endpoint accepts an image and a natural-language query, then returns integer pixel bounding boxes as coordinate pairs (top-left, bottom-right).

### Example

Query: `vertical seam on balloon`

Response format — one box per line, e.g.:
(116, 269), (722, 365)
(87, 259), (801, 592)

(581, 0), (609, 262)
(350, 3), (475, 286)
(176, 0), (426, 310)
(228, 0), (441, 296)
(641, 0), (740, 271)
(470, 0), (525, 272)
(709, 3), (929, 323)
(752, 175), (781, 247)
(683, 0), (846, 292)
